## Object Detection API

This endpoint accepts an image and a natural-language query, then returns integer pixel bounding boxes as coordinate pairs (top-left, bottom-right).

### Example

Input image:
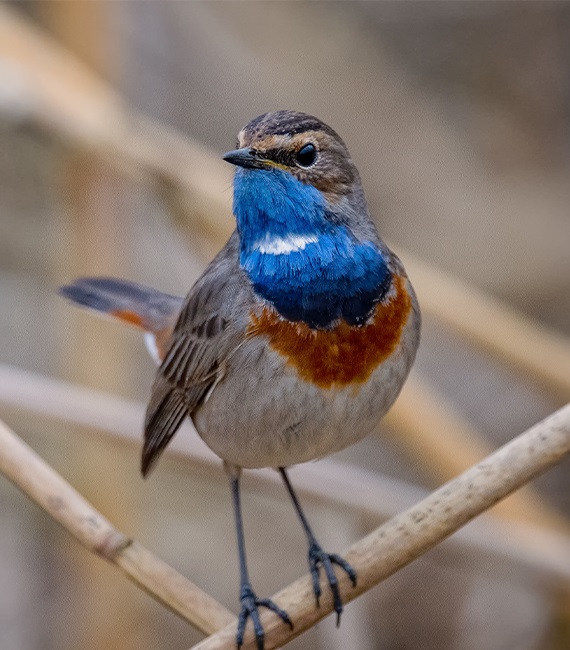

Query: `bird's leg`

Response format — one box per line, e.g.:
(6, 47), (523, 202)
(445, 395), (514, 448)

(229, 470), (293, 650)
(279, 467), (357, 626)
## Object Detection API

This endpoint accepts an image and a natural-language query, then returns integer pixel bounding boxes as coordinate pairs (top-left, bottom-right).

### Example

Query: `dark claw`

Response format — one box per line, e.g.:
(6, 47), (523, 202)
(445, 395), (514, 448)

(256, 598), (293, 629)
(307, 541), (357, 626)
(329, 553), (358, 587)
(236, 583), (293, 649)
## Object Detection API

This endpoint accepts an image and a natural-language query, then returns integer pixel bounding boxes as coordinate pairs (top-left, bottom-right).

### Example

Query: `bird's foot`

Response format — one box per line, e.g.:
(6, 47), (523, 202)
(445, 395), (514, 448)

(308, 540), (357, 626)
(237, 582), (293, 650)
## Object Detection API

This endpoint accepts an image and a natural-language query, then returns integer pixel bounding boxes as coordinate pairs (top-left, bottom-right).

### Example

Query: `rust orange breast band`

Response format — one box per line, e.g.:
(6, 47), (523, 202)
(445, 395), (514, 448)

(248, 274), (412, 389)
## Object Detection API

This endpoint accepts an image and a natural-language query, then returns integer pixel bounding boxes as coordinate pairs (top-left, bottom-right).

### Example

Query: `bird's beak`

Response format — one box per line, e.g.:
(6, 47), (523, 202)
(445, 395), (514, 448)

(222, 148), (267, 170)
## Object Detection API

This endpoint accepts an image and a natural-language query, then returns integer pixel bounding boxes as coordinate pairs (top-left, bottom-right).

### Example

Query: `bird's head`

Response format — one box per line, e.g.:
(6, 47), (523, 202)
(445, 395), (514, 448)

(223, 110), (362, 203)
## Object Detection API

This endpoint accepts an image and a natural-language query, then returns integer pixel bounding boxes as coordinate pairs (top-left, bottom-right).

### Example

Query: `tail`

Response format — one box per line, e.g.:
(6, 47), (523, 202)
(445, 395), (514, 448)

(59, 277), (183, 364)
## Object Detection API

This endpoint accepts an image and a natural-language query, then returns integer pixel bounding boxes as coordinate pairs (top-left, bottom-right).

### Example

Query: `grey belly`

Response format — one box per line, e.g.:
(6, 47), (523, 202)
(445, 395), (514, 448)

(192, 315), (419, 469)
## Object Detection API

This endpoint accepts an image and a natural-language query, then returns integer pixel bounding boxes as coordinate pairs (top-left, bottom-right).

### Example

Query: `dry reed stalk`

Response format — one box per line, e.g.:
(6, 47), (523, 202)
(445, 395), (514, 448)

(386, 373), (570, 533)
(0, 419), (235, 635)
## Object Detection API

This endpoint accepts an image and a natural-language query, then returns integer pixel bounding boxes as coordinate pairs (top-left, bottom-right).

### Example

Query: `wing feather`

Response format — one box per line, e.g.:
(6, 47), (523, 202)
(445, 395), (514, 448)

(142, 233), (248, 474)
(142, 382), (188, 475)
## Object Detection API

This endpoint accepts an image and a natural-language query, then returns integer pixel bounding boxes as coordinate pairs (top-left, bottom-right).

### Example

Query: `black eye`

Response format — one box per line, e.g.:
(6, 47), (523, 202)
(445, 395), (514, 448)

(296, 143), (317, 167)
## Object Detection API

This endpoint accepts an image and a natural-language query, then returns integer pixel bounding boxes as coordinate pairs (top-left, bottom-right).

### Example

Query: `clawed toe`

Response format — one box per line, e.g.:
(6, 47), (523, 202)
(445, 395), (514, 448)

(308, 541), (357, 626)
(237, 583), (293, 650)
(328, 553), (357, 587)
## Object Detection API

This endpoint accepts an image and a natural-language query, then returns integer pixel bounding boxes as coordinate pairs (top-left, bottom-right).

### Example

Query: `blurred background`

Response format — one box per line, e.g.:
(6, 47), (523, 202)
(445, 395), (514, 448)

(0, 2), (569, 649)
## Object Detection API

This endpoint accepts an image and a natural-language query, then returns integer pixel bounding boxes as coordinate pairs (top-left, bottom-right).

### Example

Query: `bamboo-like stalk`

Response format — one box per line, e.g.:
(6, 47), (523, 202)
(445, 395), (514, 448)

(385, 373), (570, 533)
(192, 404), (570, 649)
(0, 419), (235, 635)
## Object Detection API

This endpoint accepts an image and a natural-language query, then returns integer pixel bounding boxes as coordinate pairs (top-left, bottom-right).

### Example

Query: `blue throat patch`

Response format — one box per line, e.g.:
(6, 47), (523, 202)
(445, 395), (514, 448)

(234, 167), (391, 328)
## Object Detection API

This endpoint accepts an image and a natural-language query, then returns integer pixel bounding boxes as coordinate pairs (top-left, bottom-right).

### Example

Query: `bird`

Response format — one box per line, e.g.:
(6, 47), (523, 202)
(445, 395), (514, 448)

(60, 110), (421, 649)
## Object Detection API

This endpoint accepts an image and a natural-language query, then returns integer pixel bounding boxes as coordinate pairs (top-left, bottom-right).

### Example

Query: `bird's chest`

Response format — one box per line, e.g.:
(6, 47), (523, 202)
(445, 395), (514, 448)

(194, 273), (416, 468)
(247, 273), (413, 389)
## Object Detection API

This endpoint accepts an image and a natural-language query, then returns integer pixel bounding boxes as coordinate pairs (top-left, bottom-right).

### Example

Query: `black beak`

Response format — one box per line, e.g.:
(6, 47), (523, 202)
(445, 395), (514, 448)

(222, 147), (266, 169)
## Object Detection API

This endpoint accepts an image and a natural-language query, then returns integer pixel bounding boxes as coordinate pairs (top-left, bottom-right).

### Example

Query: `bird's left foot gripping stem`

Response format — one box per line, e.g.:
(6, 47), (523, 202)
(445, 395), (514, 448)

(280, 467), (357, 626)
(229, 469), (293, 649)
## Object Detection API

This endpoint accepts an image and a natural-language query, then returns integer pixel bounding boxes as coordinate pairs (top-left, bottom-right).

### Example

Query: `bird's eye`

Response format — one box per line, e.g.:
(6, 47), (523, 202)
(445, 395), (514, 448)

(296, 143), (317, 168)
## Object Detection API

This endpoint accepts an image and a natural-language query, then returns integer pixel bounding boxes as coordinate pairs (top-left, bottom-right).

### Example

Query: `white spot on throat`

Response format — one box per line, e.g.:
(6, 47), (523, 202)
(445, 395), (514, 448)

(254, 233), (319, 255)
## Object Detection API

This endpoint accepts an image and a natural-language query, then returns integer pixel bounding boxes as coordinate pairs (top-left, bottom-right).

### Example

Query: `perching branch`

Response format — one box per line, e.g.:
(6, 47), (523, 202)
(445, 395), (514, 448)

(192, 403), (570, 649)
(0, 419), (235, 635)
(385, 373), (570, 534)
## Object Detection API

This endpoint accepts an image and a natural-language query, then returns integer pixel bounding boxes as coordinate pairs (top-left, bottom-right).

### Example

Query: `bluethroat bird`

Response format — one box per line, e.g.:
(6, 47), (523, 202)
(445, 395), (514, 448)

(61, 111), (421, 648)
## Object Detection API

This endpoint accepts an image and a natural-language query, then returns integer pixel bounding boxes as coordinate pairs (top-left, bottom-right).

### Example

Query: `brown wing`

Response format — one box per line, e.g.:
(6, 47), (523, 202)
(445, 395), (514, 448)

(142, 233), (248, 476)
